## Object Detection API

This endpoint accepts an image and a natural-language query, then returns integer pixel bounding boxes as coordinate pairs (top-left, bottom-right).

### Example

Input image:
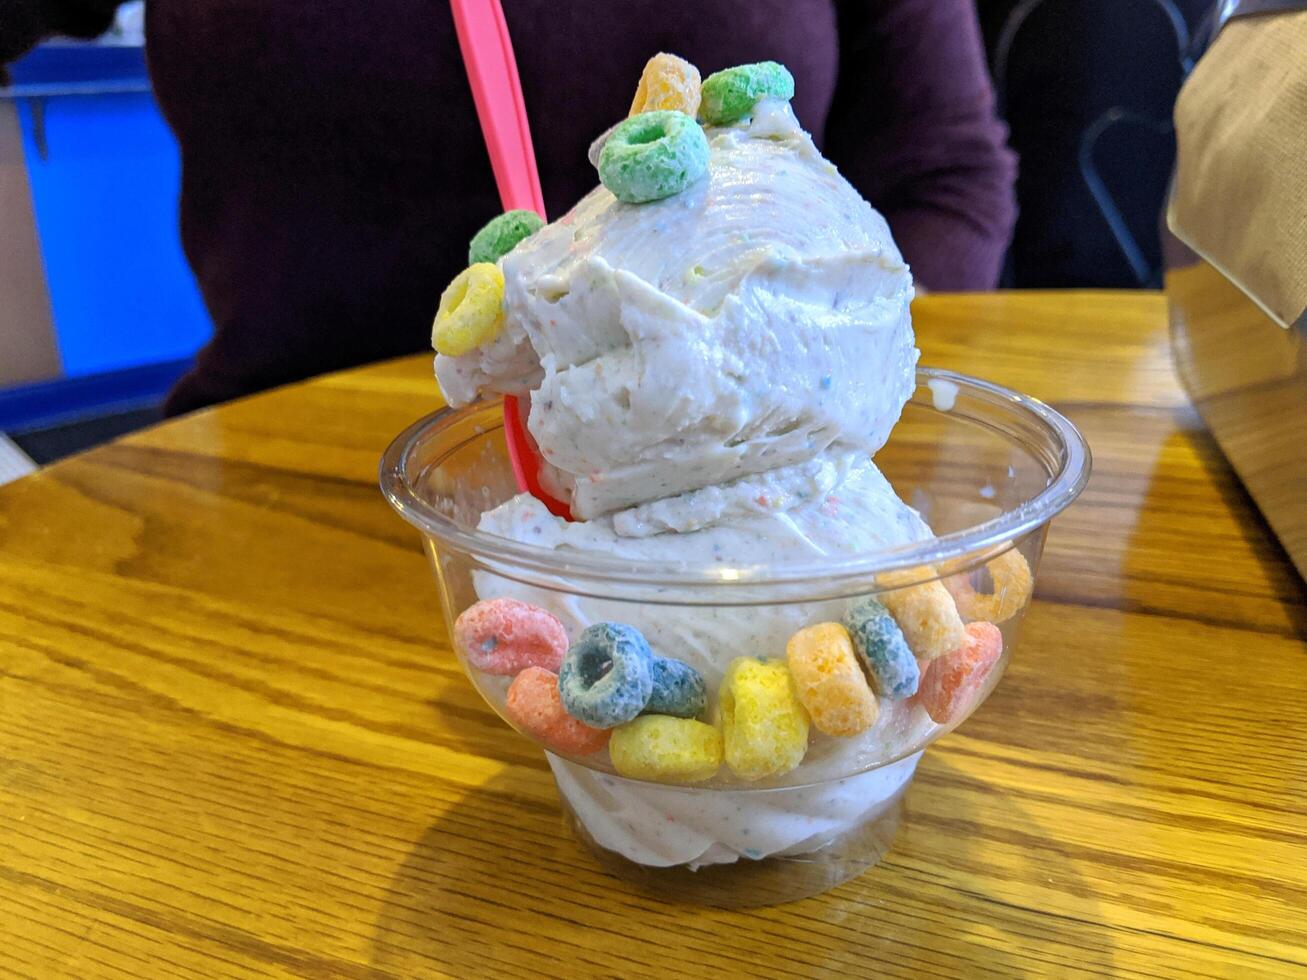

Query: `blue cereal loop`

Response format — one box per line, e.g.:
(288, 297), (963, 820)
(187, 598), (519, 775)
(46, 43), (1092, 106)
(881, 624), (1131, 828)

(558, 622), (654, 728)
(843, 597), (920, 700)
(644, 656), (707, 719)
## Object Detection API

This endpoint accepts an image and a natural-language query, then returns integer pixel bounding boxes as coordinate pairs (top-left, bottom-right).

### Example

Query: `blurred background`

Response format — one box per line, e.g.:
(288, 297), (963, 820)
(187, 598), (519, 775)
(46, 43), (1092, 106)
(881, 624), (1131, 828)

(0, 0), (1213, 479)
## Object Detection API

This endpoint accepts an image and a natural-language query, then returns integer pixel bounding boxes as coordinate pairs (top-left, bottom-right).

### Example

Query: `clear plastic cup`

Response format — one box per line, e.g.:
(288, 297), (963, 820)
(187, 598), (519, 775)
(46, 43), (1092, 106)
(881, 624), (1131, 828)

(380, 368), (1090, 906)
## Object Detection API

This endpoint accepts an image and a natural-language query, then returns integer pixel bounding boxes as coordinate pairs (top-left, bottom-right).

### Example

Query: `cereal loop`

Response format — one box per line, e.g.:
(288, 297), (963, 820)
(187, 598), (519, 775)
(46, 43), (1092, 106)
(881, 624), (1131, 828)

(919, 622), (1004, 726)
(609, 715), (722, 783)
(505, 667), (610, 755)
(878, 568), (966, 661)
(644, 656), (707, 719)
(558, 622), (654, 728)
(630, 52), (702, 118)
(947, 549), (1033, 625)
(719, 658), (809, 781)
(468, 209), (544, 265)
(598, 110), (710, 204)
(785, 623), (878, 736)
(699, 61), (795, 126)
(843, 598), (919, 700)
(453, 598), (568, 676)
(432, 263), (505, 357)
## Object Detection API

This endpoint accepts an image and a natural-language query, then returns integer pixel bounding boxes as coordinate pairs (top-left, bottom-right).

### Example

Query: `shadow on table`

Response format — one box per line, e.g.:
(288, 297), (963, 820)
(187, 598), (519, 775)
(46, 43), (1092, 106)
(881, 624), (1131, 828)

(1162, 424), (1307, 639)
(826, 753), (1118, 974)
(367, 755), (1114, 975)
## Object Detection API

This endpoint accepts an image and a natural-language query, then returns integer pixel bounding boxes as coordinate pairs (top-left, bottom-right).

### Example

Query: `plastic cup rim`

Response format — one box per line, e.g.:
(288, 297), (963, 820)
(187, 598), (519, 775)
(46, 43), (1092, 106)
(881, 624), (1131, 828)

(379, 366), (1092, 590)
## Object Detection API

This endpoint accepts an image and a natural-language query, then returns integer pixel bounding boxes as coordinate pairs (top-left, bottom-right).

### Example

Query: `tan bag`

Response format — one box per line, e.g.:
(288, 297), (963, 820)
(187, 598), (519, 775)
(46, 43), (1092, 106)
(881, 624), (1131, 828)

(1167, 8), (1307, 580)
(1169, 9), (1307, 329)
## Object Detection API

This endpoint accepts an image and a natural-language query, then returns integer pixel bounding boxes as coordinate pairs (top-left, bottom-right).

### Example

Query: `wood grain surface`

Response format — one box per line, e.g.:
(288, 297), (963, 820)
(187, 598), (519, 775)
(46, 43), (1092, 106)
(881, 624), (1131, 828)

(1, 291), (1304, 978)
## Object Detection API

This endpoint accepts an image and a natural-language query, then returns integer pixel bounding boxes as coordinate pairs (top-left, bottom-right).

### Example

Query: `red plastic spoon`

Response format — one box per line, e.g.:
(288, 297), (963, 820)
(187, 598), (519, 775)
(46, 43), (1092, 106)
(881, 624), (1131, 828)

(449, 0), (572, 519)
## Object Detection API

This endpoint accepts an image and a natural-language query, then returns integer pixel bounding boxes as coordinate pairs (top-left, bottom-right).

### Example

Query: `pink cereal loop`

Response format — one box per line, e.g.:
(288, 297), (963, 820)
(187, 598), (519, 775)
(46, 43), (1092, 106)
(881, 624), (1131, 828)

(919, 621), (1004, 726)
(877, 566), (966, 661)
(946, 549), (1033, 625)
(505, 666), (610, 755)
(453, 598), (568, 676)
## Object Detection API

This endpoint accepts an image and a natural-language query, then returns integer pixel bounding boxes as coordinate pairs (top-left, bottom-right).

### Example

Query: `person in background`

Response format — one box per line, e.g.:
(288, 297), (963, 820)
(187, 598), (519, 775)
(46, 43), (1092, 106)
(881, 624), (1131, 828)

(1, 1), (1016, 415)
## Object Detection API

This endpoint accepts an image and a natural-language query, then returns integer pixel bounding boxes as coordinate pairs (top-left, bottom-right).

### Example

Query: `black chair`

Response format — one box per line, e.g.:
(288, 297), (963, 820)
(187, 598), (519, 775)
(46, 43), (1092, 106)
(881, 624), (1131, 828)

(978, 0), (1217, 287)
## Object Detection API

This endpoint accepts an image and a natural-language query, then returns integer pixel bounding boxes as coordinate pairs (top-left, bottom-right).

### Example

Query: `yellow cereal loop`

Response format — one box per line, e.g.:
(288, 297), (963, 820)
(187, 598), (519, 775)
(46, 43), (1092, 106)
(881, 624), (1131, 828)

(719, 658), (809, 781)
(629, 52), (702, 118)
(878, 567), (966, 660)
(786, 623), (878, 737)
(431, 262), (505, 357)
(609, 715), (722, 783)
(947, 549), (1033, 625)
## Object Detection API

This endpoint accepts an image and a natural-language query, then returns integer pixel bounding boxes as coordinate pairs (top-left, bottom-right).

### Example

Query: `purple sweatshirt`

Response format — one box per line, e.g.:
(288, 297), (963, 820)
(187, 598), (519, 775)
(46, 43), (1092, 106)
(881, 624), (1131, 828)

(2, 1), (1016, 414)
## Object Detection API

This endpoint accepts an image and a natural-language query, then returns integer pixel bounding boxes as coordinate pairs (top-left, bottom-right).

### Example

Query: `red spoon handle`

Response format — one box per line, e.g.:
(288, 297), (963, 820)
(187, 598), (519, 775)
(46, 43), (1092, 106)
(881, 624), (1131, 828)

(449, 0), (572, 519)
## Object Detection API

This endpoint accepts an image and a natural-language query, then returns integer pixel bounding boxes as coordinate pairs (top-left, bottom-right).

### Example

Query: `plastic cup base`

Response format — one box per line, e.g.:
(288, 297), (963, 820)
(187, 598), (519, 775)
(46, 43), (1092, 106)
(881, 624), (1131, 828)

(557, 779), (912, 908)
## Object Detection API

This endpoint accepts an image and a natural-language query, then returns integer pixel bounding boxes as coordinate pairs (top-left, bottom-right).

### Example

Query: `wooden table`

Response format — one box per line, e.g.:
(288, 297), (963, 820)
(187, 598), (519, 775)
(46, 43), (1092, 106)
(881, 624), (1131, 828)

(2, 292), (1304, 978)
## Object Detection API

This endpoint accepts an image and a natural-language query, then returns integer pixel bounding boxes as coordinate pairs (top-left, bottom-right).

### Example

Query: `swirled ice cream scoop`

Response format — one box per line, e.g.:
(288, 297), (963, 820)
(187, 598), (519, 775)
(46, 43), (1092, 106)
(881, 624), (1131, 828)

(436, 100), (917, 521)
(439, 89), (932, 869)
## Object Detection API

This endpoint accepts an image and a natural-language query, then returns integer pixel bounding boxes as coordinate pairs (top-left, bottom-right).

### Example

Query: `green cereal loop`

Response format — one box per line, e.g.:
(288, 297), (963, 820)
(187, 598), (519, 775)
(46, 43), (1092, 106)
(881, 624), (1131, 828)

(468, 209), (544, 265)
(699, 61), (795, 126)
(598, 110), (710, 204)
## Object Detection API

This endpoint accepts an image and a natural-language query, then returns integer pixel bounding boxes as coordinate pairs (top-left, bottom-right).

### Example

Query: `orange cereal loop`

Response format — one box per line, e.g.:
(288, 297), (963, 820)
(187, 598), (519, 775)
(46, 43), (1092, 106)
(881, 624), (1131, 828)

(505, 666), (610, 756)
(786, 622), (878, 737)
(946, 549), (1033, 625)
(919, 622), (1004, 726)
(878, 567), (966, 661)
(629, 52), (702, 118)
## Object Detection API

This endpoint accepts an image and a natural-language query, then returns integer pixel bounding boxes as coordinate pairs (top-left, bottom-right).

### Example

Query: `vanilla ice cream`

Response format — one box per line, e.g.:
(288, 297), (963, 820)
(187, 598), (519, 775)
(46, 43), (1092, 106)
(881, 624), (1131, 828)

(435, 99), (936, 867)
